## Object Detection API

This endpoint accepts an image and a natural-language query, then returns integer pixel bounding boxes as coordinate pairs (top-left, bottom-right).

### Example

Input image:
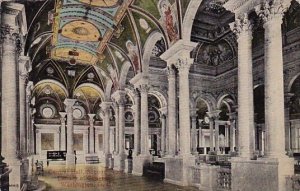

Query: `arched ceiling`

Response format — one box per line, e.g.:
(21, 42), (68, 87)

(50, 0), (130, 65)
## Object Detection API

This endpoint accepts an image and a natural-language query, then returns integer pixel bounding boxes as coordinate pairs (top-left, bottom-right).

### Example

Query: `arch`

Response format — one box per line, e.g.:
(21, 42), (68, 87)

(125, 87), (136, 105)
(195, 96), (212, 112)
(73, 83), (105, 102)
(33, 79), (69, 98)
(182, 0), (203, 41)
(149, 89), (167, 108)
(119, 61), (132, 90)
(288, 73), (300, 92)
(142, 31), (165, 74)
(217, 94), (236, 112)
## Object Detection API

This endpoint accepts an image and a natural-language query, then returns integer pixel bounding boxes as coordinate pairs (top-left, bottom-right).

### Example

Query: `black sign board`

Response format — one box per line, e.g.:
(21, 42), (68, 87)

(47, 151), (66, 160)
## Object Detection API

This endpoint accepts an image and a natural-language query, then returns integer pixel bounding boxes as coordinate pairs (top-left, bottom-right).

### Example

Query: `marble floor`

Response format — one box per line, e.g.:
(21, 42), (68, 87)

(38, 164), (198, 191)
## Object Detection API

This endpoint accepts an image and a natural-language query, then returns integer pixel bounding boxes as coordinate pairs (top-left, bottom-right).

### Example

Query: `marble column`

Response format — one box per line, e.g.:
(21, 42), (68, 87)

(88, 114), (95, 153)
(26, 82), (34, 155)
(140, 84), (150, 155)
(114, 105), (119, 154)
(284, 93), (294, 153)
(118, 100), (125, 157)
(215, 120), (220, 154)
(1, 3), (24, 190)
(100, 102), (111, 168)
(175, 58), (193, 156)
(64, 99), (76, 165)
(133, 90), (141, 156)
(19, 56), (31, 158)
(258, 3), (287, 158)
(231, 15), (254, 158)
(228, 112), (237, 153)
(159, 108), (167, 156)
(167, 66), (177, 156)
(207, 110), (221, 153)
(59, 112), (67, 151)
(191, 113), (197, 154)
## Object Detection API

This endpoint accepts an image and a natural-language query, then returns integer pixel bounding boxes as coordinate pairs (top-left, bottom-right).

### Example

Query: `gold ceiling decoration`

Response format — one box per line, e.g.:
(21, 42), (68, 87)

(79, 0), (119, 7)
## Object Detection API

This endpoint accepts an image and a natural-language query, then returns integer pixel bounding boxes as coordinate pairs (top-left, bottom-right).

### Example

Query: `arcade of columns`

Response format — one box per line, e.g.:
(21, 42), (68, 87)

(0, 1), (299, 191)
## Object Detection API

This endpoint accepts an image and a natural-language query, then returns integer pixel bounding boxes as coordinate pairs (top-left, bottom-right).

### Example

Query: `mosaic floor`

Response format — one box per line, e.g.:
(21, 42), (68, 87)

(38, 164), (198, 191)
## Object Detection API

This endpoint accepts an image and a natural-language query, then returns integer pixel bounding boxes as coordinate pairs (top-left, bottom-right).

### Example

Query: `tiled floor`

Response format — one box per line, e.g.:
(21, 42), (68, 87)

(39, 164), (198, 191)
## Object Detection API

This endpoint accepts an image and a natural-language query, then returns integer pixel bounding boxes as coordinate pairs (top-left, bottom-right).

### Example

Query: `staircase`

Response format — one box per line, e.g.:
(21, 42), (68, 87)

(85, 155), (100, 164)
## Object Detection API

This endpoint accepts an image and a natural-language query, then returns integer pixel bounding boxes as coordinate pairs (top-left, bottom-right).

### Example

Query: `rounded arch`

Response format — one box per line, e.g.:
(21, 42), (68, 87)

(288, 72), (300, 92)
(195, 96), (212, 113)
(73, 83), (105, 102)
(33, 79), (69, 98)
(119, 61), (132, 90)
(142, 31), (165, 74)
(217, 94), (236, 112)
(125, 87), (136, 105)
(149, 90), (167, 108)
(182, 0), (203, 41)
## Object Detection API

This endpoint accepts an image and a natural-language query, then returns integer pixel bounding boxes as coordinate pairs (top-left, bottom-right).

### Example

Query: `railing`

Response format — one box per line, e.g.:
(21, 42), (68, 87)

(190, 166), (201, 185)
(217, 167), (231, 190)
(286, 175), (300, 191)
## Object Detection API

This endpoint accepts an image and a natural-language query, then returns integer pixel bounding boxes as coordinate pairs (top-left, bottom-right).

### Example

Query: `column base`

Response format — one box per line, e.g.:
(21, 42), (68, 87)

(132, 155), (151, 176)
(113, 153), (126, 172)
(108, 157), (114, 169)
(124, 158), (133, 173)
(231, 156), (295, 191)
(66, 154), (76, 166)
(104, 153), (112, 168)
(6, 160), (22, 191)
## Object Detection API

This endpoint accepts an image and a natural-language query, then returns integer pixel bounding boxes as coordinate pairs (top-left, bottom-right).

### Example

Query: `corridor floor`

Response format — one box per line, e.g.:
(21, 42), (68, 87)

(38, 164), (199, 191)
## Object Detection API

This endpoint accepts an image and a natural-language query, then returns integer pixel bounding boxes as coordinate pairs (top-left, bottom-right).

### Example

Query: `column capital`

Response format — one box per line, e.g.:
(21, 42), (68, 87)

(190, 108), (198, 118)
(88, 113), (96, 123)
(227, 112), (237, 121)
(112, 90), (126, 106)
(166, 66), (176, 77)
(230, 13), (253, 38)
(59, 112), (67, 118)
(174, 57), (193, 76)
(26, 81), (34, 102)
(159, 107), (168, 117)
(64, 99), (76, 112)
(255, 2), (289, 26)
(284, 92), (294, 107)
(206, 110), (221, 120)
(100, 102), (112, 116)
(139, 84), (150, 94)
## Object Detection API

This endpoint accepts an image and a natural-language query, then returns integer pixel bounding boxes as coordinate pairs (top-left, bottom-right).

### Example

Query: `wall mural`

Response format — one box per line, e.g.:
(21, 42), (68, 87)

(158, 0), (179, 43)
(41, 133), (55, 150)
(126, 40), (140, 72)
(196, 40), (234, 66)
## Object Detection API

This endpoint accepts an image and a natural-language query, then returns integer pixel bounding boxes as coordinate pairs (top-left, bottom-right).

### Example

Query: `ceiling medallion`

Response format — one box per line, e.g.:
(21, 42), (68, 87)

(72, 27), (90, 36)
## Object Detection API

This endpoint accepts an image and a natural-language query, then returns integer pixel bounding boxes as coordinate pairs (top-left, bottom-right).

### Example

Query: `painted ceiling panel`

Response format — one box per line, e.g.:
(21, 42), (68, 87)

(50, 0), (132, 65)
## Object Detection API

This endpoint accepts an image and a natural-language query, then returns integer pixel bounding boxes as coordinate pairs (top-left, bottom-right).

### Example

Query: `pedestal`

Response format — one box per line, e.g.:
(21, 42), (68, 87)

(108, 157), (114, 169)
(105, 154), (112, 168)
(231, 157), (294, 191)
(66, 154), (76, 166)
(113, 154), (126, 172)
(132, 155), (151, 176)
(124, 158), (133, 173)
(8, 162), (22, 191)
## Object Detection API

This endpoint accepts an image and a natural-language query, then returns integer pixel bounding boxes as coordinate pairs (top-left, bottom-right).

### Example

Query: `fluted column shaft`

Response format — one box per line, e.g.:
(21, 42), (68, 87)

(59, 112), (67, 151)
(88, 114), (95, 153)
(140, 85), (149, 155)
(260, 6), (286, 158)
(118, 102), (125, 155)
(133, 91), (141, 155)
(232, 16), (254, 158)
(191, 115), (197, 153)
(176, 59), (192, 156)
(64, 99), (76, 165)
(160, 114), (166, 155)
(1, 8), (20, 163)
(167, 67), (176, 156)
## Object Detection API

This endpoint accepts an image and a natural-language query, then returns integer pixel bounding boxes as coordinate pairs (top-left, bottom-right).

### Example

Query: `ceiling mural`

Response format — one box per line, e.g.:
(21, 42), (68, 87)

(50, 0), (132, 65)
